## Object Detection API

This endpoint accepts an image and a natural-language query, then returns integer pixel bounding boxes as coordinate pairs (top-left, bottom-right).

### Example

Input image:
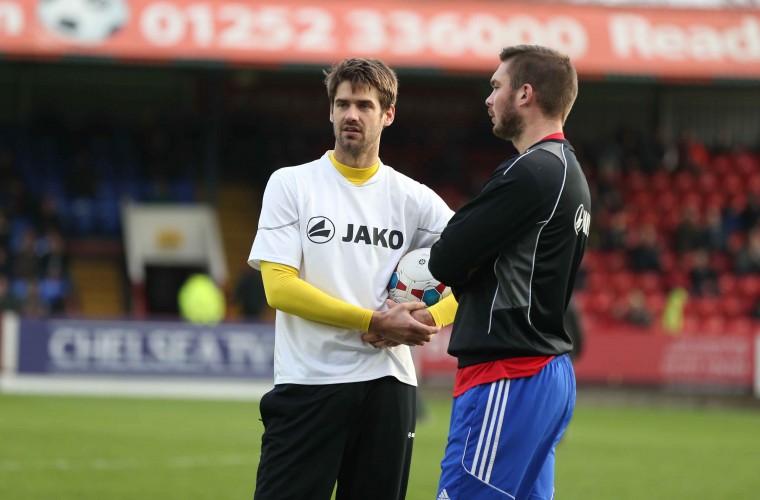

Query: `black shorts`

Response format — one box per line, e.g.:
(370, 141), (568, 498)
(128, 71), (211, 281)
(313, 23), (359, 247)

(253, 376), (416, 500)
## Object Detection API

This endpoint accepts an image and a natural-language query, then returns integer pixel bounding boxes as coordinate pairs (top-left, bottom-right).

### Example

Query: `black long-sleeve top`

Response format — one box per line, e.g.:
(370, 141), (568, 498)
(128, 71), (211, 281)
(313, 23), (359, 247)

(429, 138), (591, 368)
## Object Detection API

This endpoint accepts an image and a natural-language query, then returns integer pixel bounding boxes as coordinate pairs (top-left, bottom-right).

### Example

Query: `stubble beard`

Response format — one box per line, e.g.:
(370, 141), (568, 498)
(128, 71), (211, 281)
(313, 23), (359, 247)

(334, 121), (377, 159)
(493, 95), (525, 142)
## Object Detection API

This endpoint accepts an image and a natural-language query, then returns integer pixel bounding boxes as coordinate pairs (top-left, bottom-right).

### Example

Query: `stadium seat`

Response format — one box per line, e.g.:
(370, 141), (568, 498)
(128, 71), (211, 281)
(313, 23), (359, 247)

(718, 274), (738, 295)
(696, 172), (718, 194)
(723, 317), (755, 336)
(634, 272), (662, 294)
(698, 314), (725, 335)
(720, 295), (752, 319)
(673, 172), (695, 194)
(610, 271), (636, 295)
(67, 197), (97, 236)
(604, 251), (627, 272)
(645, 292), (666, 315)
(737, 275), (760, 298)
(96, 198), (122, 236)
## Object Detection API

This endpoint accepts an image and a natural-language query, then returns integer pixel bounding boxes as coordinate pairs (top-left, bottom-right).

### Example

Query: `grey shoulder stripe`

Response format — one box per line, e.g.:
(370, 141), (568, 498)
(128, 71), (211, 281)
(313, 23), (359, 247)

(502, 149), (536, 175)
(258, 220), (299, 231)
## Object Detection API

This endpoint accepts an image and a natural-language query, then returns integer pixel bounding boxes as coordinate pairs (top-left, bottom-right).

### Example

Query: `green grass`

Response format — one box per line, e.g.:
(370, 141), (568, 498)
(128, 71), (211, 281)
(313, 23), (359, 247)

(2, 393), (760, 499)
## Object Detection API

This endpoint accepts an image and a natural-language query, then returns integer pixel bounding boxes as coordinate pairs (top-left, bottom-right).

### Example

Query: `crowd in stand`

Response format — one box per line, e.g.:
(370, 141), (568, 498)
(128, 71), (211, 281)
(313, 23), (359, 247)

(579, 126), (760, 334)
(0, 168), (73, 317)
(0, 116), (199, 318)
(2, 116), (760, 335)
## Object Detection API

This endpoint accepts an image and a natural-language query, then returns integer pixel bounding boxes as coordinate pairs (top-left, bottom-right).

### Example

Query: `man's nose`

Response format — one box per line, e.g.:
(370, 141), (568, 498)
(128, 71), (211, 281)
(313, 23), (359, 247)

(345, 104), (360, 120)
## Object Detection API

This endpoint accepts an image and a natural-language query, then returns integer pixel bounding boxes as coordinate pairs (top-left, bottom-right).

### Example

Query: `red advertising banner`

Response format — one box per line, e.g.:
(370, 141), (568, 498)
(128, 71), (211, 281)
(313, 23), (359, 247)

(573, 330), (755, 388)
(0, 1), (758, 79)
(419, 327), (756, 390)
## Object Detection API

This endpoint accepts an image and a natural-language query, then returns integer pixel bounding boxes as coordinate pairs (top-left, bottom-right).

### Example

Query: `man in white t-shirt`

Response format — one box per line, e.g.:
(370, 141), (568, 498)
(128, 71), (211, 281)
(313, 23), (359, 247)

(248, 58), (457, 499)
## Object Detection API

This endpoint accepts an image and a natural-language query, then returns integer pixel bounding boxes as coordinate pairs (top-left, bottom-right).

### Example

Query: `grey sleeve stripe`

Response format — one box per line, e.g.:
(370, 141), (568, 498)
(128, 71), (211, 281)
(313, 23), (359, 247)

(417, 228), (443, 235)
(259, 220), (299, 231)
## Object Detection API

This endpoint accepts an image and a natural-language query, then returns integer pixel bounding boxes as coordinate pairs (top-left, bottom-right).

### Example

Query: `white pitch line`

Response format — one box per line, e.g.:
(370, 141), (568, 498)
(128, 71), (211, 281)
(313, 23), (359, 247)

(0, 455), (256, 473)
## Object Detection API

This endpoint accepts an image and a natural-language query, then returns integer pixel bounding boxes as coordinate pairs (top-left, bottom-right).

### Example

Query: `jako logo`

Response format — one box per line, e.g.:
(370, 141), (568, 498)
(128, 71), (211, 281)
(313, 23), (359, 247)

(307, 216), (335, 244)
(574, 204), (591, 236)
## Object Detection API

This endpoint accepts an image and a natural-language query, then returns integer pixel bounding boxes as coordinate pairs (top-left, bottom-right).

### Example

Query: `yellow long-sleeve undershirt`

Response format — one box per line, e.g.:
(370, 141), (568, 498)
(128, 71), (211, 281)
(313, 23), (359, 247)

(257, 151), (458, 329)
(260, 261), (457, 329)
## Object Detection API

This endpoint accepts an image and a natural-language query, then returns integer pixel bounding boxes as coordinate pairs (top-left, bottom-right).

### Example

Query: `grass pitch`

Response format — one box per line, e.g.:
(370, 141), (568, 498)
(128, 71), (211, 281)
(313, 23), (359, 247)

(2, 391), (760, 499)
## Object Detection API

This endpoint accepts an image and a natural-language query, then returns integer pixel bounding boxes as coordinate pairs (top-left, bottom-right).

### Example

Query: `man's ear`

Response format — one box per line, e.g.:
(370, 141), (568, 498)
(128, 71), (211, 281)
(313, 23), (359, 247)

(384, 104), (395, 127)
(520, 84), (534, 106)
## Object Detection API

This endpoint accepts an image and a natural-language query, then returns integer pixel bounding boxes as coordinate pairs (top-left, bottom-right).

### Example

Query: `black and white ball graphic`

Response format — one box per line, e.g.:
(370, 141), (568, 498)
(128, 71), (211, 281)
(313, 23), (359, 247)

(38, 0), (129, 45)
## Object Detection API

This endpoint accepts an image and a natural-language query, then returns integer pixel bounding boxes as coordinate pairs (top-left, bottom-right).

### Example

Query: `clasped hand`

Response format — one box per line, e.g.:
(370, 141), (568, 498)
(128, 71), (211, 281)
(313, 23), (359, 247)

(362, 300), (439, 348)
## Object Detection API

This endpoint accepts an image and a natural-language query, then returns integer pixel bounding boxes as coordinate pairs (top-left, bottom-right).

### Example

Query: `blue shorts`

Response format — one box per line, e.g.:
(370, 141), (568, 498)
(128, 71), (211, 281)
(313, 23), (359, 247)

(437, 354), (576, 500)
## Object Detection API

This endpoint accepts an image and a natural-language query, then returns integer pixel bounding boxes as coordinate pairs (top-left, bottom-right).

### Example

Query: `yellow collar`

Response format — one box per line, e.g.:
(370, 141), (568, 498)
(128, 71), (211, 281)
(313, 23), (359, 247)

(328, 151), (379, 186)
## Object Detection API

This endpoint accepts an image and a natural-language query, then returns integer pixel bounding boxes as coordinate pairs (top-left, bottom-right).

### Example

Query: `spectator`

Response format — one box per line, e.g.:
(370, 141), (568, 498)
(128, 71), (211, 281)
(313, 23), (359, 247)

(628, 224), (662, 272)
(662, 287), (689, 334)
(38, 228), (70, 279)
(11, 228), (41, 281)
(0, 274), (20, 312)
(232, 266), (269, 320)
(65, 150), (97, 199)
(39, 267), (71, 314)
(703, 205), (727, 252)
(0, 246), (10, 277)
(651, 128), (679, 173)
(677, 129), (710, 172)
(16, 280), (50, 318)
(741, 191), (760, 232)
(735, 227), (760, 274)
(672, 206), (705, 254)
(613, 288), (653, 327)
(689, 249), (718, 296)
(722, 195), (746, 239)
(598, 209), (628, 251)
(35, 194), (65, 235)
(594, 160), (624, 211)
(0, 208), (10, 249)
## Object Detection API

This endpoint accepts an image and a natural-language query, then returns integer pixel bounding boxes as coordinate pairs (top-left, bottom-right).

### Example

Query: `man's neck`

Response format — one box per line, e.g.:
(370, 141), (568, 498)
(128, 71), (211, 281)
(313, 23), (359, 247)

(512, 119), (564, 154)
(333, 146), (380, 169)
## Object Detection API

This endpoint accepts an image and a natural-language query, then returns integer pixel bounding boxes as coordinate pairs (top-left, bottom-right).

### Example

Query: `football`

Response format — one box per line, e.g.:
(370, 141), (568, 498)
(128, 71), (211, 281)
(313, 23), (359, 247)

(388, 248), (451, 306)
(37, 0), (130, 45)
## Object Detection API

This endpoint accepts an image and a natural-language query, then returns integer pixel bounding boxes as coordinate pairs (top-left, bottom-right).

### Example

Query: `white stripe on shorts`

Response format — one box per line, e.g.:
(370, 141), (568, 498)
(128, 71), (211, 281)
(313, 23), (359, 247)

(470, 379), (511, 482)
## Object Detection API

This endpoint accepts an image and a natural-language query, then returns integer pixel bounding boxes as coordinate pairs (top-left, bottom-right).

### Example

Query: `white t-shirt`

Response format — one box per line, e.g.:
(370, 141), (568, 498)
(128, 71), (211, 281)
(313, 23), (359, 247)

(249, 152), (453, 386)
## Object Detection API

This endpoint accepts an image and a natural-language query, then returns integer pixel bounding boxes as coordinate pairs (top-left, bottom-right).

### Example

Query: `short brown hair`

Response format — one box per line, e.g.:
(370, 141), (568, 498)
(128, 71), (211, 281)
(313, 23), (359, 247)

(324, 58), (398, 110)
(499, 45), (578, 121)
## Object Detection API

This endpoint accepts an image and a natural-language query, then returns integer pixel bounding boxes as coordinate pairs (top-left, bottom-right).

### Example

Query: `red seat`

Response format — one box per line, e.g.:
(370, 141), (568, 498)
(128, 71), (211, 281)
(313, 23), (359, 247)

(718, 274), (738, 295)
(588, 291), (615, 316)
(720, 295), (750, 318)
(698, 315), (725, 335)
(723, 317), (754, 336)
(585, 271), (609, 292)
(582, 250), (602, 269)
(610, 271), (636, 295)
(635, 272), (662, 294)
(711, 154), (732, 174)
(645, 292), (666, 315)
(709, 253), (731, 273)
(697, 172), (718, 194)
(604, 251), (627, 272)
(673, 172), (696, 194)
(737, 275), (760, 298)
(686, 297), (720, 319)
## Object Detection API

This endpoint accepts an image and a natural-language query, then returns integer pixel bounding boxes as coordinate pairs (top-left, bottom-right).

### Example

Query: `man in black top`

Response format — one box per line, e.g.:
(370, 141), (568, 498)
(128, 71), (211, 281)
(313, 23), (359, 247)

(428, 45), (590, 500)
